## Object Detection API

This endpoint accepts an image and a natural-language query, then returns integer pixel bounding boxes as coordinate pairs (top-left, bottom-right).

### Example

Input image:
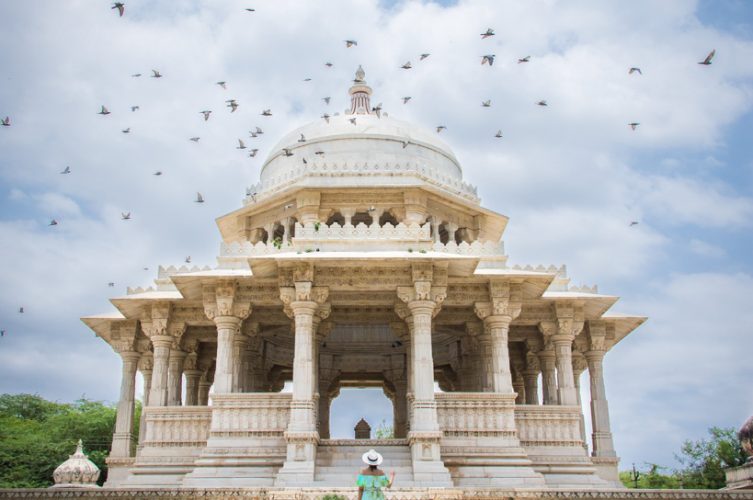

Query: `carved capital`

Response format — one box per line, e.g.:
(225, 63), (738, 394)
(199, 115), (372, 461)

(109, 319), (139, 353)
(140, 302), (172, 338)
(586, 320), (607, 352)
(203, 281), (252, 321)
(138, 353), (153, 372)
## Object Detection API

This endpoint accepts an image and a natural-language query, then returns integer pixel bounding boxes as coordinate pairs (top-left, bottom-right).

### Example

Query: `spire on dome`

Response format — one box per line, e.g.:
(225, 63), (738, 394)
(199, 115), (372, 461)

(348, 65), (373, 115)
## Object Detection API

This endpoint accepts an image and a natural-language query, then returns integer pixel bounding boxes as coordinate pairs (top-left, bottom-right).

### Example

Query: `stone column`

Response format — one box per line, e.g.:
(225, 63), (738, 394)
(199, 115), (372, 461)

(537, 345), (558, 405)
(392, 380), (408, 439)
(110, 350), (141, 457)
(573, 351), (589, 451)
(554, 338), (577, 405)
(138, 355), (153, 444)
(539, 302), (584, 406)
(277, 266), (329, 485)
(584, 323), (616, 458)
(198, 374), (212, 406)
(203, 281), (252, 395)
(523, 342), (540, 405)
(232, 333), (249, 393)
(477, 329), (494, 392)
(184, 369), (202, 406)
(167, 348), (186, 406)
(513, 371), (526, 404)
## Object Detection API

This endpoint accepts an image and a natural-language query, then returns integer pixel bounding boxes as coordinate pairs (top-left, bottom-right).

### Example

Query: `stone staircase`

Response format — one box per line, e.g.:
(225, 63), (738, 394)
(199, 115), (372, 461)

(314, 440), (414, 487)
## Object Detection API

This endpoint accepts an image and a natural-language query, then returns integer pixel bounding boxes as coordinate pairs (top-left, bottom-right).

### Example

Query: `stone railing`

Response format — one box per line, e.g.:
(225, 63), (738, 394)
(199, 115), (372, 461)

(432, 240), (505, 257)
(141, 407), (212, 448)
(435, 393), (518, 439)
(294, 222), (431, 241)
(244, 161), (480, 206)
(208, 393), (291, 438)
(514, 405), (585, 448)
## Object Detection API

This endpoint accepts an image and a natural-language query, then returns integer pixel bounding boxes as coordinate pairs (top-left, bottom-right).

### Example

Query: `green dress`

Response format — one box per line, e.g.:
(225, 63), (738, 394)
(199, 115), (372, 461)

(357, 473), (390, 500)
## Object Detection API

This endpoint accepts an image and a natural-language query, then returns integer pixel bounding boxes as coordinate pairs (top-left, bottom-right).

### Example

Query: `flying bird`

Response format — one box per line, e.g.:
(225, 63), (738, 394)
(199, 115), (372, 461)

(121, 212), (131, 220)
(108, 282), (115, 287)
(480, 28), (495, 39)
(349, 117), (357, 125)
(131, 73), (141, 77)
(237, 139), (247, 149)
(245, 8), (255, 12)
(151, 69), (162, 78)
(436, 125), (446, 133)
(60, 166), (71, 174)
(481, 54), (495, 66)
(98, 106), (110, 115)
(481, 100), (491, 107)
(216, 81), (226, 89)
(495, 130), (503, 138)
(420, 53), (430, 60)
(628, 67), (642, 75)
(302, 157), (308, 165)
(112, 3), (124, 17)
(323, 96), (331, 105)
(372, 103), (382, 118)
(18, 307), (24, 313)
(190, 136), (200, 142)
(122, 127), (130, 133)
(537, 100), (548, 106)
(322, 113), (331, 123)
(698, 49), (715, 65)
(629, 122), (640, 130)
(249, 130), (258, 138)
(49, 219), (58, 226)
(225, 100), (238, 112)
(401, 61), (412, 70)
(131, 105), (139, 112)
(249, 149), (259, 157)
(282, 148), (294, 157)
(315, 150), (325, 156)
(1, 330), (5, 337)
(325, 62), (333, 68)
(298, 134), (306, 143)
(402, 96), (412, 104)
(345, 40), (357, 48)
(518, 56), (531, 63)
(629, 221), (639, 227)
(195, 192), (204, 203)
(153, 171), (162, 176)
(261, 109), (272, 116)
(200, 110), (212, 121)
(255, 126), (263, 135)
(185, 256), (191, 263)
(1, 117), (9, 126)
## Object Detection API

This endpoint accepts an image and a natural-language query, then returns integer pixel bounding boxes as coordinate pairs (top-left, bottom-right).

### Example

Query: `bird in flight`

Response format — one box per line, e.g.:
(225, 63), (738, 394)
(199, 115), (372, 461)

(282, 148), (294, 157)
(322, 113), (331, 123)
(1, 330), (5, 337)
(628, 122), (640, 130)
(481, 54), (495, 66)
(195, 192), (205, 203)
(315, 150), (325, 156)
(121, 212), (131, 220)
(237, 139), (247, 149)
(1, 117), (9, 126)
(629, 221), (639, 227)
(49, 219), (58, 226)
(345, 40), (357, 48)
(131, 73), (141, 77)
(131, 105), (139, 112)
(436, 125), (446, 133)
(226, 100), (238, 112)
(108, 282), (115, 287)
(249, 149), (259, 157)
(628, 67), (642, 75)
(481, 100), (491, 107)
(402, 96), (412, 104)
(537, 100), (548, 106)
(349, 117), (357, 125)
(60, 166), (71, 174)
(153, 171), (162, 176)
(245, 8), (255, 12)
(372, 103), (382, 118)
(122, 127), (130, 134)
(495, 130), (503, 138)
(189, 137), (200, 142)
(302, 157), (308, 165)
(185, 256), (191, 263)
(18, 307), (24, 313)
(254, 126), (263, 135)
(325, 62), (333, 68)
(323, 96), (331, 105)
(98, 106), (110, 115)
(518, 56), (531, 64)
(151, 69), (163, 78)
(420, 53), (430, 61)
(261, 109), (272, 116)
(698, 49), (715, 65)
(401, 61), (412, 70)
(298, 134), (306, 143)
(200, 110), (212, 121)
(217, 81), (227, 89)
(112, 3), (125, 17)
(480, 28), (495, 39)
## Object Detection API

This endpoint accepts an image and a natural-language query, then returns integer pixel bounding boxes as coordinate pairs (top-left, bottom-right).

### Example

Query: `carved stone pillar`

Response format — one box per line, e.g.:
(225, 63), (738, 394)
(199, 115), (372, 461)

(203, 281), (252, 394)
(460, 322), (483, 391)
(232, 333), (249, 393)
(512, 371), (526, 405)
(137, 354), (153, 445)
(141, 303), (182, 407)
(573, 351), (589, 451)
(111, 350), (140, 457)
(276, 264), (329, 485)
(396, 262), (452, 486)
(537, 344), (558, 405)
(524, 340), (541, 405)
(585, 322), (616, 458)
(392, 380), (408, 439)
(184, 369), (202, 406)
(167, 348), (186, 406)
(198, 374), (212, 406)
(539, 302), (584, 406)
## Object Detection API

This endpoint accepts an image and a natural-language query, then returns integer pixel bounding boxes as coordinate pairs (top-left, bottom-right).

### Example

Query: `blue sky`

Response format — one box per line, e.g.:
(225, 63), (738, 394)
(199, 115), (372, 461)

(0, 0), (752, 472)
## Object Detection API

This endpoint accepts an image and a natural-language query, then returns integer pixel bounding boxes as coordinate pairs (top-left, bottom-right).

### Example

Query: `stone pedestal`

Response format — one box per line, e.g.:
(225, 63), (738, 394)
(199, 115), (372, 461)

(725, 461), (753, 490)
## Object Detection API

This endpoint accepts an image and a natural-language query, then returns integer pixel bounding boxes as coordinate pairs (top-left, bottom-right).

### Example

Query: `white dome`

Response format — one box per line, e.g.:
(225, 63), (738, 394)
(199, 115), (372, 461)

(260, 112), (462, 185)
(51, 440), (101, 489)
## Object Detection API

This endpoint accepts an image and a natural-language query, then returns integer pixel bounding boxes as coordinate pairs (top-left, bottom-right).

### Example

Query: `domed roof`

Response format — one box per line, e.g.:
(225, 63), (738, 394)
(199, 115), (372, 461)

(256, 67), (466, 195)
(51, 440), (101, 489)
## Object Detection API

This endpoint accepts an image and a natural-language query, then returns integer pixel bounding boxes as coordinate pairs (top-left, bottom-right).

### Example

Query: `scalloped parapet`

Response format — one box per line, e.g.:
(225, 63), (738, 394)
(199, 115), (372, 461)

(568, 284), (599, 294)
(157, 265), (213, 280)
(431, 240), (505, 257)
(126, 286), (157, 295)
(243, 160), (479, 206)
(295, 221), (430, 241)
(510, 264), (567, 277)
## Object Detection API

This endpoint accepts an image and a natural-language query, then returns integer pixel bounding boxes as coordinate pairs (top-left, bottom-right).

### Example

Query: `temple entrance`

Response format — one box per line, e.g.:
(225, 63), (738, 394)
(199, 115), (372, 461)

(328, 387), (394, 439)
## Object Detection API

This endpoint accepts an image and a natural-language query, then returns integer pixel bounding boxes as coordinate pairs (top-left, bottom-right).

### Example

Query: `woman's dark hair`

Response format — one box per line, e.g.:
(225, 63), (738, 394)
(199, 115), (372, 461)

(369, 465), (377, 471)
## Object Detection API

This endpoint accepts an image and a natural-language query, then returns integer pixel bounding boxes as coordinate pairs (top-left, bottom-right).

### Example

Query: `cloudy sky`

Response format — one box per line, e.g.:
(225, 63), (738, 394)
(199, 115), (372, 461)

(1, 0), (752, 471)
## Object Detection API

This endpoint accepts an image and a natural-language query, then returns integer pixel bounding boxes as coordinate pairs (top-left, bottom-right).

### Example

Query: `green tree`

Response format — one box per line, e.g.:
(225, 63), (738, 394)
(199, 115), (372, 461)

(0, 393), (126, 488)
(620, 463), (679, 489)
(675, 426), (747, 489)
(374, 420), (394, 439)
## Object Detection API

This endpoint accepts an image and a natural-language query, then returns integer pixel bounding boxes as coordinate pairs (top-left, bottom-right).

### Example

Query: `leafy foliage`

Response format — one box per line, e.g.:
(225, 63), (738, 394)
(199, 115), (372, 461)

(0, 393), (136, 488)
(374, 420), (394, 439)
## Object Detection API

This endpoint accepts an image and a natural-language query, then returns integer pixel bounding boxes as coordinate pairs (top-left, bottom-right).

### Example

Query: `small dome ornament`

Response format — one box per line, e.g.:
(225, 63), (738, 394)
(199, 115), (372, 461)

(740, 414), (753, 463)
(51, 439), (101, 488)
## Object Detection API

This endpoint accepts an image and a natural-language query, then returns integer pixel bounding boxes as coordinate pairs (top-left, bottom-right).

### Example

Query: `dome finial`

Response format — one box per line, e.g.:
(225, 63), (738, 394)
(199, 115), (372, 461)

(348, 65), (373, 115)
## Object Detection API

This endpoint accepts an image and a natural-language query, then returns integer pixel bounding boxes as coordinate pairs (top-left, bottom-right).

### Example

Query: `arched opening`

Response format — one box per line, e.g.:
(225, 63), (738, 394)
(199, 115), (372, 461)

(272, 223), (285, 244)
(288, 217), (298, 238)
(351, 211), (373, 226)
(438, 223), (450, 244)
(379, 210), (399, 227)
(327, 387), (394, 439)
(455, 227), (472, 244)
(326, 211), (345, 226)
(257, 228), (269, 244)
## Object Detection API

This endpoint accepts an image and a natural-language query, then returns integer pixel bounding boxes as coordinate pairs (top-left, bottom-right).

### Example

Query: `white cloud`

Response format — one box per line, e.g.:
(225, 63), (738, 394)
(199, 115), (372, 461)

(689, 238), (726, 258)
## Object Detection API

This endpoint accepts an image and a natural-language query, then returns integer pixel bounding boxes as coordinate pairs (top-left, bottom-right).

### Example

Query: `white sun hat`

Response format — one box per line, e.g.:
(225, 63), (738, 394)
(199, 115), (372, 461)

(362, 449), (383, 466)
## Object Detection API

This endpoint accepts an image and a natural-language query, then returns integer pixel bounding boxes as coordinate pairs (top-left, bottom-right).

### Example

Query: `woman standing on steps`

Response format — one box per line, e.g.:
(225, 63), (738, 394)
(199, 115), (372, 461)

(357, 449), (395, 500)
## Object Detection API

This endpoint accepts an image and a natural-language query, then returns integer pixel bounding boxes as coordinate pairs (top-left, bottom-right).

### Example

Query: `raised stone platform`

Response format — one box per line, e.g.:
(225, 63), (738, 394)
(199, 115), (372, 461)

(2, 487), (753, 499)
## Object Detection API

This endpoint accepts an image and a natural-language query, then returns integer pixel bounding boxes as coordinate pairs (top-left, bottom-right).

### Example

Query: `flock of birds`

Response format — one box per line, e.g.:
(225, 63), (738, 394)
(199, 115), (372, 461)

(0, 3), (721, 339)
